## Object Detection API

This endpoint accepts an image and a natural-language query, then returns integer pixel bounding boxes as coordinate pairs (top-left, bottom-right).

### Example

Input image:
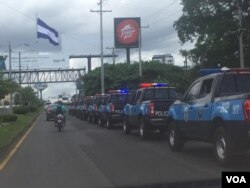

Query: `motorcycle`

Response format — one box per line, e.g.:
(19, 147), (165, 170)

(55, 114), (64, 132)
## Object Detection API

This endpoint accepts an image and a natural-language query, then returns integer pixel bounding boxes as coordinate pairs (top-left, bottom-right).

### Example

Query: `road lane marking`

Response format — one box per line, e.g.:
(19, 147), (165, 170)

(0, 114), (40, 171)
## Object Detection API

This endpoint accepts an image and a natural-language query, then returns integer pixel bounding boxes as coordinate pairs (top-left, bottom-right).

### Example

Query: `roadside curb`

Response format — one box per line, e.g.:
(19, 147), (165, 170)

(0, 111), (42, 166)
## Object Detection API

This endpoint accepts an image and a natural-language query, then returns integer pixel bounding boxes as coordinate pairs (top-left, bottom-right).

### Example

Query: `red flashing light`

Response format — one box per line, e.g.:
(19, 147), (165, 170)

(139, 83), (153, 88)
(139, 83), (169, 88)
(110, 103), (115, 113)
(244, 100), (250, 123)
(148, 102), (155, 117)
(108, 90), (120, 93)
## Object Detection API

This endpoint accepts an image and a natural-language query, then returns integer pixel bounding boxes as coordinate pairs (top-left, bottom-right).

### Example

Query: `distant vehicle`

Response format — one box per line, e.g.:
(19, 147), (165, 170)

(168, 68), (250, 165)
(58, 93), (71, 105)
(46, 104), (57, 121)
(89, 94), (108, 123)
(82, 96), (93, 120)
(70, 102), (78, 116)
(44, 101), (51, 111)
(68, 103), (74, 115)
(123, 83), (177, 139)
(98, 90), (134, 129)
(76, 101), (83, 119)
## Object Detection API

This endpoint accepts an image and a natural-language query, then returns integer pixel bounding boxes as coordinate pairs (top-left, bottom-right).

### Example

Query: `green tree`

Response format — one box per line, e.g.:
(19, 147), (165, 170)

(0, 72), (19, 99)
(14, 87), (40, 106)
(82, 61), (195, 95)
(174, 0), (250, 68)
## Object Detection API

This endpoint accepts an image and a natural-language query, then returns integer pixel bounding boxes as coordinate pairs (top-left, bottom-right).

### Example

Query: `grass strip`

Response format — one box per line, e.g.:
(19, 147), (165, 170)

(0, 109), (41, 149)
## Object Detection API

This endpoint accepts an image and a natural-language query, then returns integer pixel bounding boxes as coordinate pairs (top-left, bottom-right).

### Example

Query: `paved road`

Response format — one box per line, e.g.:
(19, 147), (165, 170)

(0, 112), (250, 188)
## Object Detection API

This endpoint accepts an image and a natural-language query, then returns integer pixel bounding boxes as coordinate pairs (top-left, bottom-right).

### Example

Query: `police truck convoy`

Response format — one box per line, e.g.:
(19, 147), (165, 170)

(98, 89), (134, 129)
(167, 68), (250, 165)
(68, 70), (250, 166)
(123, 83), (177, 139)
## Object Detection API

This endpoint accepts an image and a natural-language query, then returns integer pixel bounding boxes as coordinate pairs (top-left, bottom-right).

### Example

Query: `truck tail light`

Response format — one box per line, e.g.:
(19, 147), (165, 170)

(110, 103), (115, 113)
(148, 102), (155, 117)
(244, 100), (250, 123)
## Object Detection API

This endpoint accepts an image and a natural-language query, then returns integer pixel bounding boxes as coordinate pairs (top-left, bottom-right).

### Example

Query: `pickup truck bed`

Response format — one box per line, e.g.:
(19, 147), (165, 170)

(168, 69), (250, 165)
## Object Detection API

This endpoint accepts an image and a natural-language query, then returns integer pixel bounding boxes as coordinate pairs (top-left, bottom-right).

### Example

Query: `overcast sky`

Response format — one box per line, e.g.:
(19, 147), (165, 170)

(0, 0), (191, 100)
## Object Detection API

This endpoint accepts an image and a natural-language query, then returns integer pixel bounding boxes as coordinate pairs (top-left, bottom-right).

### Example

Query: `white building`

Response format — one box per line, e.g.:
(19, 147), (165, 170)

(152, 54), (174, 65)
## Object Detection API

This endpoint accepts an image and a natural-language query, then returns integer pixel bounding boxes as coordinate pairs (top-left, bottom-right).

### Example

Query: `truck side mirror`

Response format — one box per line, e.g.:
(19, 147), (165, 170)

(176, 93), (184, 101)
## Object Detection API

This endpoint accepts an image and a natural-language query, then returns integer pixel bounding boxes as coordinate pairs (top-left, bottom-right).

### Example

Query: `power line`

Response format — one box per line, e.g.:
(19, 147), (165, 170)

(143, 0), (178, 25)
(0, 1), (35, 21)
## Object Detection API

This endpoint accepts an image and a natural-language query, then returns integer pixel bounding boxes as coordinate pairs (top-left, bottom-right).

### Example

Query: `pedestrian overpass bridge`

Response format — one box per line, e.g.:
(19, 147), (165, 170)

(2, 68), (86, 84)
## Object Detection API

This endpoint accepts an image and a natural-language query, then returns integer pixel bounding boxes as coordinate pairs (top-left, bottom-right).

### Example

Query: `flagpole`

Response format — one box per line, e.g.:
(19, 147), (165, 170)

(36, 14), (39, 55)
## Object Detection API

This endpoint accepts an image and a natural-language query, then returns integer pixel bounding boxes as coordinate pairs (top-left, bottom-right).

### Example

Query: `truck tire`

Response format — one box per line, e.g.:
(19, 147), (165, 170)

(139, 118), (150, 140)
(213, 127), (234, 165)
(123, 117), (131, 135)
(83, 114), (87, 121)
(88, 115), (92, 123)
(98, 117), (104, 127)
(106, 118), (113, 129)
(168, 122), (184, 152)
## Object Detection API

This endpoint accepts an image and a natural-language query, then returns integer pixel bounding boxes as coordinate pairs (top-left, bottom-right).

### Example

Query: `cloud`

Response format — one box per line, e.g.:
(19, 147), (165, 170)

(0, 0), (189, 98)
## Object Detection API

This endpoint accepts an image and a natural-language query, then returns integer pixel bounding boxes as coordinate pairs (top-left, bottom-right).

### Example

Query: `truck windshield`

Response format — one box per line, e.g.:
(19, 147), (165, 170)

(109, 93), (132, 103)
(220, 73), (250, 95)
(143, 88), (176, 100)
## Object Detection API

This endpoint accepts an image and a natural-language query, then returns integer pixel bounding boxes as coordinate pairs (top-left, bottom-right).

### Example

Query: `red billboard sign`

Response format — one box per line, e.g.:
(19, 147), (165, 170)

(114, 17), (141, 48)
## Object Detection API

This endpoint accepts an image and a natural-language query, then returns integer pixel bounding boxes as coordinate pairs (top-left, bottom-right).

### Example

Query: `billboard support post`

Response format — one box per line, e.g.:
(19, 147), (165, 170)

(126, 48), (130, 64)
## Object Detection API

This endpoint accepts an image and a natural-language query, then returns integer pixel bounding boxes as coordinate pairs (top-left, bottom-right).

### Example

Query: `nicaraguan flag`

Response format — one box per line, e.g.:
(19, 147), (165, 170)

(37, 18), (59, 46)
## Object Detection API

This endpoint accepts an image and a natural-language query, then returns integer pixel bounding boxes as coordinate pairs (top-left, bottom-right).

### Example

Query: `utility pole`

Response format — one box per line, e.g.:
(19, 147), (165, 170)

(19, 51), (22, 105)
(184, 56), (188, 70)
(91, 0), (112, 94)
(139, 25), (149, 77)
(19, 51), (21, 84)
(236, 1), (244, 68)
(8, 42), (13, 113)
(106, 46), (116, 64)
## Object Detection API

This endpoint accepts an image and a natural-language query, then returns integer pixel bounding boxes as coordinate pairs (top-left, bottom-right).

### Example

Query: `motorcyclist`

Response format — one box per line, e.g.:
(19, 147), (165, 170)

(55, 100), (66, 123)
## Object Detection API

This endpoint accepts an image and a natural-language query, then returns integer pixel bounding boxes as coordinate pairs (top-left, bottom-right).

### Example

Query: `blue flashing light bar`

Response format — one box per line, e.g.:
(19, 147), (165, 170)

(119, 89), (128, 93)
(108, 89), (129, 94)
(152, 83), (169, 87)
(199, 68), (222, 76)
(139, 83), (169, 88)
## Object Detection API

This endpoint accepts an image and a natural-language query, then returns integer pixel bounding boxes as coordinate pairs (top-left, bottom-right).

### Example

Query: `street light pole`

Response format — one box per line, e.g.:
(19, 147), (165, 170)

(91, 0), (112, 94)
(237, 2), (244, 68)
(18, 51), (22, 105)
(8, 42), (13, 113)
(106, 46), (116, 65)
(100, 1), (104, 94)
(139, 25), (149, 77)
(139, 28), (142, 77)
(19, 51), (21, 84)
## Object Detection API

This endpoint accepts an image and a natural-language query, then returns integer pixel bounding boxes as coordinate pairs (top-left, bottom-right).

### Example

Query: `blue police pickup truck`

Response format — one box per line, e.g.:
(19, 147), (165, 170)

(89, 94), (108, 123)
(123, 83), (177, 139)
(98, 90), (134, 129)
(167, 68), (250, 165)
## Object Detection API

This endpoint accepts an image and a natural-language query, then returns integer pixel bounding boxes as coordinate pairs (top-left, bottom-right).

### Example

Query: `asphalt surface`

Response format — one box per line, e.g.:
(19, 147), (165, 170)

(0, 112), (250, 188)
